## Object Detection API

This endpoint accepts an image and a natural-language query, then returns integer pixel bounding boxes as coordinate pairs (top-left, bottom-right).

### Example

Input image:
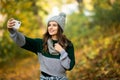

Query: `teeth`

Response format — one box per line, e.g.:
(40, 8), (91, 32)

(49, 30), (54, 32)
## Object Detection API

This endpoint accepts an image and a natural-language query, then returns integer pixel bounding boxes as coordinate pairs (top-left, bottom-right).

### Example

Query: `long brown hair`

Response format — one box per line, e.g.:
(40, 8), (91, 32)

(43, 23), (70, 52)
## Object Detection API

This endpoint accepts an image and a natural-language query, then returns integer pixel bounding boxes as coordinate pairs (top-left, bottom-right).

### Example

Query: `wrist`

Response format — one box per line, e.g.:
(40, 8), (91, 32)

(8, 28), (17, 34)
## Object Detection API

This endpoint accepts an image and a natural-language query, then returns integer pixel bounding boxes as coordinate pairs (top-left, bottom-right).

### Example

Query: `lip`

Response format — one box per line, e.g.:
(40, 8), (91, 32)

(48, 30), (55, 33)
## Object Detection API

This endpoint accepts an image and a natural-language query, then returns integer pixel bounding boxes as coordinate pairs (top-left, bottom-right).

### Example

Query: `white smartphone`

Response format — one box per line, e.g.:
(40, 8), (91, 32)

(13, 20), (21, 29)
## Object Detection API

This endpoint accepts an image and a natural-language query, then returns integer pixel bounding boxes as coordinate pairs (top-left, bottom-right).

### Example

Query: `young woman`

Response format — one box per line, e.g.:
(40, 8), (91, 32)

(7, 13), (75, 80)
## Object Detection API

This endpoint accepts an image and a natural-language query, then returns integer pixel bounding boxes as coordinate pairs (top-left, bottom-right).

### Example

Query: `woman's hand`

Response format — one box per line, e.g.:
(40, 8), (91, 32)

(7, 18), (15, 30)
(54, 43), (64, 53)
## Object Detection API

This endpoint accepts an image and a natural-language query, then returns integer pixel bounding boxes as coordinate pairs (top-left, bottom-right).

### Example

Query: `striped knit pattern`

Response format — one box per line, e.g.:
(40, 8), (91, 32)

(40, 75), (68, 80)
(9, 29), (75, 78)
(38, 53), (67, 77)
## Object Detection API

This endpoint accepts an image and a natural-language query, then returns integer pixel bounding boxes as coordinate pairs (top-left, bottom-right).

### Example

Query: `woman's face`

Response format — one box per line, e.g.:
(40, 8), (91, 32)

(48, 21), (58, 37)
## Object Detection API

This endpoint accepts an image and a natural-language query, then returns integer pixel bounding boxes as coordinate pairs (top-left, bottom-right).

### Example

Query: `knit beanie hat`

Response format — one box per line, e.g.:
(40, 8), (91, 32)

(47, 13), (66, 31)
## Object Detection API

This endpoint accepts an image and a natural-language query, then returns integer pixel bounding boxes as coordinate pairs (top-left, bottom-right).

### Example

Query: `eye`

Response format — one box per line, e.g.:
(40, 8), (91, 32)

(48, 24), (51, 27)
(53, 24), (57, 26)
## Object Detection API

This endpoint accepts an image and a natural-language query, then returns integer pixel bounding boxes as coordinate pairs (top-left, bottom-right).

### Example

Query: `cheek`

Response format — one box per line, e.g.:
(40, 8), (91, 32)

(55, 27), (58, 33)
(55, 26), (58, 30)
(47, 27), (51, 32)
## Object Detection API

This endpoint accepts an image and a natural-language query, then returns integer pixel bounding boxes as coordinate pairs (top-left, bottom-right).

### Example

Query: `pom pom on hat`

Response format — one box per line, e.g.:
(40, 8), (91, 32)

(59, 12), (66, 18)
(48, 12), (66, 31)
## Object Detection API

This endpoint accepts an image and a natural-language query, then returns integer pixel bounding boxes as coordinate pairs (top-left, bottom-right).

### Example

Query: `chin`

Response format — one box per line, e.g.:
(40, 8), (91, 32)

(49, 34), (55, 36)
(49, 33), (56, 36)
(49, 33), (57, 37)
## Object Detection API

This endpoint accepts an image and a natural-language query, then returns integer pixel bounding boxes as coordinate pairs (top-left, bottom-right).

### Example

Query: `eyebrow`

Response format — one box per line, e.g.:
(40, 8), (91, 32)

(48, 23), (58, 25)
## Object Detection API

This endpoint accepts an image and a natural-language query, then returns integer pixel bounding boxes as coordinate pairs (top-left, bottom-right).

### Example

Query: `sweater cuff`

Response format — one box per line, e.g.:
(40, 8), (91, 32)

(60, 49), (68, 60)
(10, 30), (17, 38)
(10, 32), (16, 38)
(9, 28), (17, 37)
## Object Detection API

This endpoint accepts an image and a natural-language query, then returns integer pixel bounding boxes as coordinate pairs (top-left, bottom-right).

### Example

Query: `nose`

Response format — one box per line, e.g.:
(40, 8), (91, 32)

(49, 25), (53, 28)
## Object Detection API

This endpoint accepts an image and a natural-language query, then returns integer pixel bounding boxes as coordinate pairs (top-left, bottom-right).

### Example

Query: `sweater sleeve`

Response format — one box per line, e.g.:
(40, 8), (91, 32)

(9, 29), (42, 54)
(60, 43), (75, 70)
(21, 37), (43, 53)
(9, 29), (26, 47)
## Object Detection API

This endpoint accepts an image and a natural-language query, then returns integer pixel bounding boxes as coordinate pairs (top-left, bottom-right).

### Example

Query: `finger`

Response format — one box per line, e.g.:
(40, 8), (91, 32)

(8, 18), (14, 22)
(54, 44), (58, 47)
(7, 23), (15, 28)
(8, 24), (15, 28)
(54, 43), (59, 46)
(54, 44), (58, 48)
(9, 21), (15, 24)
(7, 18), (15, 27)
(7, 18), (15, 24)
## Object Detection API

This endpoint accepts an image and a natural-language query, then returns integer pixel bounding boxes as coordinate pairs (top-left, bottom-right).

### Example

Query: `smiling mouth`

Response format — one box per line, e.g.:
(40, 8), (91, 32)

(49, 30), (55, 33)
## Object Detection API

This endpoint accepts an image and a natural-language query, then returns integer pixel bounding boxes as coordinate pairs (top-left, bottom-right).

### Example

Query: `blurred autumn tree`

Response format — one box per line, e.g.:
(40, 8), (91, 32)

(0, 0), (77, 62)
(0, 0), (120, 80)
(0, 0), (78, 79)
(66, 0), (120, 79)
(0, 0), (50, 62)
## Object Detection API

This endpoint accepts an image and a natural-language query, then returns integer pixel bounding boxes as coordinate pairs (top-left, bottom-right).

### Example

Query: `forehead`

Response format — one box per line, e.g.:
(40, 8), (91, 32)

(48, 21), (58, 24)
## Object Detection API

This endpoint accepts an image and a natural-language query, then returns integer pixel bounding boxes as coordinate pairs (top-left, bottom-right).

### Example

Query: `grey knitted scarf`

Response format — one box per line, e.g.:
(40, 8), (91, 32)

(47, 39), (59, 55)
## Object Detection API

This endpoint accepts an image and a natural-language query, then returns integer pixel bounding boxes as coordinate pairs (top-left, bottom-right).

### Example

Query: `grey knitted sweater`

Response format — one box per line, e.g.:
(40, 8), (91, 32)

(9, 29), (75, 77)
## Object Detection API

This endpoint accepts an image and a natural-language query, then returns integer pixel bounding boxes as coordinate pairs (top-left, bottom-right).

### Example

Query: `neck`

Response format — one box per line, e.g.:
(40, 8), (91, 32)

(51, 35), (58, 40)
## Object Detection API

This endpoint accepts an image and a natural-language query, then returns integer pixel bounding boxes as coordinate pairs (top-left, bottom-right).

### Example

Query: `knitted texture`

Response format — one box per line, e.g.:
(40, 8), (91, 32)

(48, 13), (66, 31)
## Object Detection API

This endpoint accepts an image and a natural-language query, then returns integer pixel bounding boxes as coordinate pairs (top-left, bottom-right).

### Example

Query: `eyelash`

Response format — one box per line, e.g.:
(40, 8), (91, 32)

(48, 24), (57, 27)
